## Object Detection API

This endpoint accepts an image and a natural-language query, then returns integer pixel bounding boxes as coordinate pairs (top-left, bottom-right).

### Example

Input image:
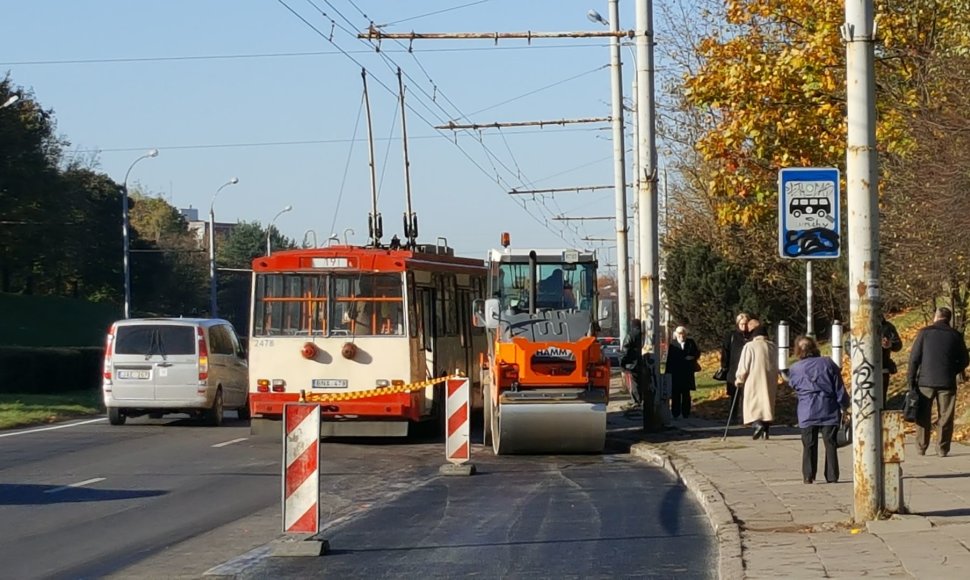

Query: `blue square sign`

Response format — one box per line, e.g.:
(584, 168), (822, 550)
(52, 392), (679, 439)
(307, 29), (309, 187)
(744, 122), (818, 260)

(778, 168), (840, 259)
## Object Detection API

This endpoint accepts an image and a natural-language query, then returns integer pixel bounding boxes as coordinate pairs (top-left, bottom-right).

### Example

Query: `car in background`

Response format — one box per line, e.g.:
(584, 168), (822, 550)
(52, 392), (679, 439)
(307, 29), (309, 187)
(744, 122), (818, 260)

(102, 318), (249, 426)
(597, 336), (622, 367)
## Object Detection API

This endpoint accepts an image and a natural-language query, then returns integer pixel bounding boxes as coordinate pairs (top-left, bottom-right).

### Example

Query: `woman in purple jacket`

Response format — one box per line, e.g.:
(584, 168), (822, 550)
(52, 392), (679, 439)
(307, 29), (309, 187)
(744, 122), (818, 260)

(788, 336), (850, 484)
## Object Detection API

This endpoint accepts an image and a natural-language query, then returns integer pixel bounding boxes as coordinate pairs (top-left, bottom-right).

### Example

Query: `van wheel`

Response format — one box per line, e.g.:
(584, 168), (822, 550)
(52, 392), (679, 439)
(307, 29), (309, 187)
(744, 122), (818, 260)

(237, 395), (251, 421)
(206, 390), (224, 427)
(108, 407), (126, 426)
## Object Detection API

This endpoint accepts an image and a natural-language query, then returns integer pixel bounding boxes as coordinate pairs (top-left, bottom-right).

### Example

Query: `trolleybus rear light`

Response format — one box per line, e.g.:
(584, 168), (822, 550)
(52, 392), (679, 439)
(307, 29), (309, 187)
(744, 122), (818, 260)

(271, 379), (286, 393)
(256, 379), (270, 393)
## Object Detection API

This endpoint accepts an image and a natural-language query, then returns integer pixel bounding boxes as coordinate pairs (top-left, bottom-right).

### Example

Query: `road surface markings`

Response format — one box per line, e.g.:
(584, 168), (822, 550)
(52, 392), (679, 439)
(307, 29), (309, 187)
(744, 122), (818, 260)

(212, 437), (248, 448)
(0, 417), (107, 439)
(44, 477), (107, 494)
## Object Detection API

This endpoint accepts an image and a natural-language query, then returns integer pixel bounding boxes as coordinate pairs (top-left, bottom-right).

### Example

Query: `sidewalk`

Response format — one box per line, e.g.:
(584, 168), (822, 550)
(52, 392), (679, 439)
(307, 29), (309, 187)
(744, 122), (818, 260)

(607, 386), (970, 579)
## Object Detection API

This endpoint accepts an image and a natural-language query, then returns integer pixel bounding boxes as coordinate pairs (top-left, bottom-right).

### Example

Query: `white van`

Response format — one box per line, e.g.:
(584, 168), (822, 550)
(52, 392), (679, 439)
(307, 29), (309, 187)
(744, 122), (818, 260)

(102, 318), (249, 426)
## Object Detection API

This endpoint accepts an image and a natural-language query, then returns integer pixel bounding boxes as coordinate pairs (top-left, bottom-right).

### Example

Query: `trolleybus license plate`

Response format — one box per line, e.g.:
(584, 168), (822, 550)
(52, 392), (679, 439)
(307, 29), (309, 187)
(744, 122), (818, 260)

(312, 379), (348, 389)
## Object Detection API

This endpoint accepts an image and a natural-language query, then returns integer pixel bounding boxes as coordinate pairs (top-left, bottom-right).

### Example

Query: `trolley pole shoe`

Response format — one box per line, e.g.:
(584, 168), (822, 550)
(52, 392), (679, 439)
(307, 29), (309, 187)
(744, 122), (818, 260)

(440, 377), (476, 476)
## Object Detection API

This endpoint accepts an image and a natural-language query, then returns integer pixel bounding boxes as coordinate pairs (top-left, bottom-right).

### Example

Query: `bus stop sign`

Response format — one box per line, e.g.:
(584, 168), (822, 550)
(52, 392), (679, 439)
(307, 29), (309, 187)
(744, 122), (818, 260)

(778, 167), (840, 259)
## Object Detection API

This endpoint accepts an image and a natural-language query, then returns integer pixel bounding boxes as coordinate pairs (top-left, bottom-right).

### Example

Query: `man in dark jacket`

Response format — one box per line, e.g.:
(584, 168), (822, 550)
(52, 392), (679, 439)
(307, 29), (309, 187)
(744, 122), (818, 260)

(666, 326), (701, 419)
(881, 315), (903, 404)
(907, 307), (970, 457)
(620, 319), (644, 406)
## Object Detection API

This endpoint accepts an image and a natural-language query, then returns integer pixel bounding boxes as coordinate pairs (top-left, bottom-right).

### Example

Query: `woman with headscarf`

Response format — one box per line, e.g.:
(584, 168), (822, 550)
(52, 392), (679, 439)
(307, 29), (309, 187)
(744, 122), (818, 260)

(788, 336), (849, 483)
(736, 318), (779, 439)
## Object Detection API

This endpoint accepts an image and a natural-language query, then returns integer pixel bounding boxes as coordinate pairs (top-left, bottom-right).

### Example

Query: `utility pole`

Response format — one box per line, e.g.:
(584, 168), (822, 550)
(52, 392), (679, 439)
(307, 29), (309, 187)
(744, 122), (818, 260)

(844, 0), (882, 522)
(605, 0), (630, 343)
(636, 0), (662, 431)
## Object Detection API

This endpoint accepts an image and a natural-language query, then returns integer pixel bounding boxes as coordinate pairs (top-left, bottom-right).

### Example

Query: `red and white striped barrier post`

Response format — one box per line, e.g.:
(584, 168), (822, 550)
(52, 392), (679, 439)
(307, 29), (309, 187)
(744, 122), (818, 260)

(440, 377), (476, 476)
(274, 402), (329, 556)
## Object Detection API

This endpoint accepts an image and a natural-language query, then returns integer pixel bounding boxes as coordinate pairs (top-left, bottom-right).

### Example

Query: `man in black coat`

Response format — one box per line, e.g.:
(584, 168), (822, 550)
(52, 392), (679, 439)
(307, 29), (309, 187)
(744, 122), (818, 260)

(620, 319), (644, 406)
(907, 307), (970, 457)
(881, 315), (903, 404)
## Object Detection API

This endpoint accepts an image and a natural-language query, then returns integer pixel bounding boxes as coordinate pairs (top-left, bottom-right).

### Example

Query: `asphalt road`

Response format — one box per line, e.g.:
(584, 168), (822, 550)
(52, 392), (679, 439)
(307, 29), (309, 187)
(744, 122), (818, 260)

(237, 453), (716, 579)
(1, 395), (715, 579)
(0, 413), (283, 579)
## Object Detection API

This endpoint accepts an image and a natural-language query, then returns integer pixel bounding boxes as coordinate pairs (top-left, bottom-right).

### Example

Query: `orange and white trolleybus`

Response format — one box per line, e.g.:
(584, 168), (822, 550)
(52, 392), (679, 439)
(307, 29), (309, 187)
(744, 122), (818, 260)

(246, 239), (486, 437)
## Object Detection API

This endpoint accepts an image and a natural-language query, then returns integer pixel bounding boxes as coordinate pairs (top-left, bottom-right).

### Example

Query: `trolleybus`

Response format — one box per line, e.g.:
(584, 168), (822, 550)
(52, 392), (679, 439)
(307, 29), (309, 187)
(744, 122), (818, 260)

(246, 239), (487, 437)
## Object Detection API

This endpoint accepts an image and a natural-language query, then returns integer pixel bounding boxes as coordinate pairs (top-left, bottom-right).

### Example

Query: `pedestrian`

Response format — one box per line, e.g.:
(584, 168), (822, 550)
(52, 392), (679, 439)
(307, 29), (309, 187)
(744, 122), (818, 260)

(907, 307), (970, 457)
(620, 318), (644, 407)
(788, 336), (850, 483)
(665, 325), (701, 419)
(719, 312), (751, 423)
(880, 314), (903, 404)
(736, 318), (779, 439)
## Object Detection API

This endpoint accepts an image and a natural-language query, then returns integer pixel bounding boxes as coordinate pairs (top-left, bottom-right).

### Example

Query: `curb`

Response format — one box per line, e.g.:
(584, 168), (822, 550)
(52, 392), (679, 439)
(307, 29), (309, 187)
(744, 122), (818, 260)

(629, 442), (744, 580)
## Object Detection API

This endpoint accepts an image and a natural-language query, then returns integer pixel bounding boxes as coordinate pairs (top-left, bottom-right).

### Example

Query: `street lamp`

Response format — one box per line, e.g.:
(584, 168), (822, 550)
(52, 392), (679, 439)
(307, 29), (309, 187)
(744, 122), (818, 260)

(209, 177), (239, 318)
(266, 205), (293, 256)
(122, 148), (159, 319)
(1, 95), (20, 109)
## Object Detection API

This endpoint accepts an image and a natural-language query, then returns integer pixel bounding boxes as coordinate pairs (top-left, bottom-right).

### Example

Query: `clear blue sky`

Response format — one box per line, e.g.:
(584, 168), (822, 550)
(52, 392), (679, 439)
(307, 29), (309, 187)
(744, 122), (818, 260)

(2, 0), (661, 264)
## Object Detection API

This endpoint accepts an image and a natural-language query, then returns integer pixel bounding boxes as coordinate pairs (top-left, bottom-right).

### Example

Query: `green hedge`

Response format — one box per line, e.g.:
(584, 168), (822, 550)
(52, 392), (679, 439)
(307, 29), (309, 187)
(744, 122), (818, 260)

(0, 346), (104, 394)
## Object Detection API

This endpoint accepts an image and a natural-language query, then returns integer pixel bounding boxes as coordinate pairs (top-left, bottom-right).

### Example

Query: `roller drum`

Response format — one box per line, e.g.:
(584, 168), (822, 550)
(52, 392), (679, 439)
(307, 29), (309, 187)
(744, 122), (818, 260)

(492, 398), (606, 454)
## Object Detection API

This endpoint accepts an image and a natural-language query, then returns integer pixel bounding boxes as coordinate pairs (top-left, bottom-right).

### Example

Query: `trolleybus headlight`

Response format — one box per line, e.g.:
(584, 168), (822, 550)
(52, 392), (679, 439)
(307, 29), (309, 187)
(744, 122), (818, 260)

(256, 379), (270, 393)
(391, 379), (405, 387)
(271, 379), (286, 393)
(375, 379), (390, 388)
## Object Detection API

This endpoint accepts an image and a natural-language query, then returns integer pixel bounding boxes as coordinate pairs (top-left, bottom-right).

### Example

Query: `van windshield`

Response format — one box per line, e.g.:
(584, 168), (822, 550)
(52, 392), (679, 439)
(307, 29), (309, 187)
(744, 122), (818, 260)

(115, 325), (196, 356)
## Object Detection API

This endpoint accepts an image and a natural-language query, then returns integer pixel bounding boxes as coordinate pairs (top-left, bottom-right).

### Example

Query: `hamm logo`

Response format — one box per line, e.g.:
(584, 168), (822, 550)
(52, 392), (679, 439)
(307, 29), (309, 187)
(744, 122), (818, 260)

(534, 347), (575, 360)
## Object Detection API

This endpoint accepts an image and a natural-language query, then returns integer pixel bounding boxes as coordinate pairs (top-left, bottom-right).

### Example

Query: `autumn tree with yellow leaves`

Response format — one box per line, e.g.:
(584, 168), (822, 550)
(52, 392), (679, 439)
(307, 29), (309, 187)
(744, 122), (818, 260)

(658, 0), (970, 336)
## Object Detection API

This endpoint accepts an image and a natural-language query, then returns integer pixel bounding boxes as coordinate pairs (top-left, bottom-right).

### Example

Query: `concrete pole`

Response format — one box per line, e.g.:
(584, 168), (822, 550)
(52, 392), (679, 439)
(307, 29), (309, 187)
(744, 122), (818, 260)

(635, 0), (661, 431)
(631, 70), (641, 319)
(845, 0), (883, 522)
(607, 0), (630, 343)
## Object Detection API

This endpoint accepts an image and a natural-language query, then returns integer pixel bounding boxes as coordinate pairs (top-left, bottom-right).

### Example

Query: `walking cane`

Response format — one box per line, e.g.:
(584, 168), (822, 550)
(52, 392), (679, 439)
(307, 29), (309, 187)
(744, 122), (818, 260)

(722, 385), (742, 441)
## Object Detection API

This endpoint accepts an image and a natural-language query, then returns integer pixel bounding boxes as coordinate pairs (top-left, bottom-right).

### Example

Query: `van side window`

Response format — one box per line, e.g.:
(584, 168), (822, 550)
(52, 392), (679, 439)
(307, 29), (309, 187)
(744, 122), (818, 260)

(208, 326), (234, 355)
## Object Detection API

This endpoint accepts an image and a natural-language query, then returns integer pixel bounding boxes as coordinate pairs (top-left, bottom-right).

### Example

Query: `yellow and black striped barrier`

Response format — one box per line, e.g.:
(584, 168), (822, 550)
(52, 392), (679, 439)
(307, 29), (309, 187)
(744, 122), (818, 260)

(299, 374), (463, 403)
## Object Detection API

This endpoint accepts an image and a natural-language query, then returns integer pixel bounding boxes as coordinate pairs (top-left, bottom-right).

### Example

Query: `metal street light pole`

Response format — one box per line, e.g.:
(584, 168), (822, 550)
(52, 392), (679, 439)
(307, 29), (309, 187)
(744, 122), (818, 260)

(266, 205), (293, 256)
(588, 3), (630, 343)
(1, 95), (20, 109)
(209, 177), (239, 318)
(121, 149), (159, 319)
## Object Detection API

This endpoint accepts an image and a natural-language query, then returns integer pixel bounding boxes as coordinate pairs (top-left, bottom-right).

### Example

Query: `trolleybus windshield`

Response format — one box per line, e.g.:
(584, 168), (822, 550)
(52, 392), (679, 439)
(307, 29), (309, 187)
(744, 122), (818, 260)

(253, 272), (404, 337)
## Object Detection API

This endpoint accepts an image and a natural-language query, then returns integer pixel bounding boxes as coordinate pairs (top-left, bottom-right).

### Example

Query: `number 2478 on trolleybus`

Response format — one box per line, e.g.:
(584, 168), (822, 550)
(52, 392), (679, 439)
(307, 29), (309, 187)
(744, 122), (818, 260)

(246, 240), (487, 438)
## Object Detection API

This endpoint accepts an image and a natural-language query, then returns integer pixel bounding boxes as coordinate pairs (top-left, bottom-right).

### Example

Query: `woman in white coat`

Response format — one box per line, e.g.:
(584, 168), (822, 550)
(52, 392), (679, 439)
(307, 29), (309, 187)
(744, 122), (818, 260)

(735, 318), (779, 439)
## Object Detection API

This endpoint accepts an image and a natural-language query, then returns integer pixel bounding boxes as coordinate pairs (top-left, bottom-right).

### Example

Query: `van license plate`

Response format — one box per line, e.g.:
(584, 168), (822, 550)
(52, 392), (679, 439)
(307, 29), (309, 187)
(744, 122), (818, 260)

(312, 379), (347, 389)
(118, 370), (150, 380)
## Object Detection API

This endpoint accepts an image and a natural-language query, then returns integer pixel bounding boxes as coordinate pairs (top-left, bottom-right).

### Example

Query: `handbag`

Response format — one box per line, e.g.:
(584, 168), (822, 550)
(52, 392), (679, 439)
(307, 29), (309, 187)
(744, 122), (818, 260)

(836, 416), (852, 448)
(694, 360), (702, 373)
(903, 389), (920, 423)
(712, 367), (727, 382)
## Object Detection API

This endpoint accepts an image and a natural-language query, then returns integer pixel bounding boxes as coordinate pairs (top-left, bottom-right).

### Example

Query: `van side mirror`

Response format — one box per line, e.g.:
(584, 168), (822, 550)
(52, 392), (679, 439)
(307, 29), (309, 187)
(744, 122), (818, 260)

(484, 298), (501, 330)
